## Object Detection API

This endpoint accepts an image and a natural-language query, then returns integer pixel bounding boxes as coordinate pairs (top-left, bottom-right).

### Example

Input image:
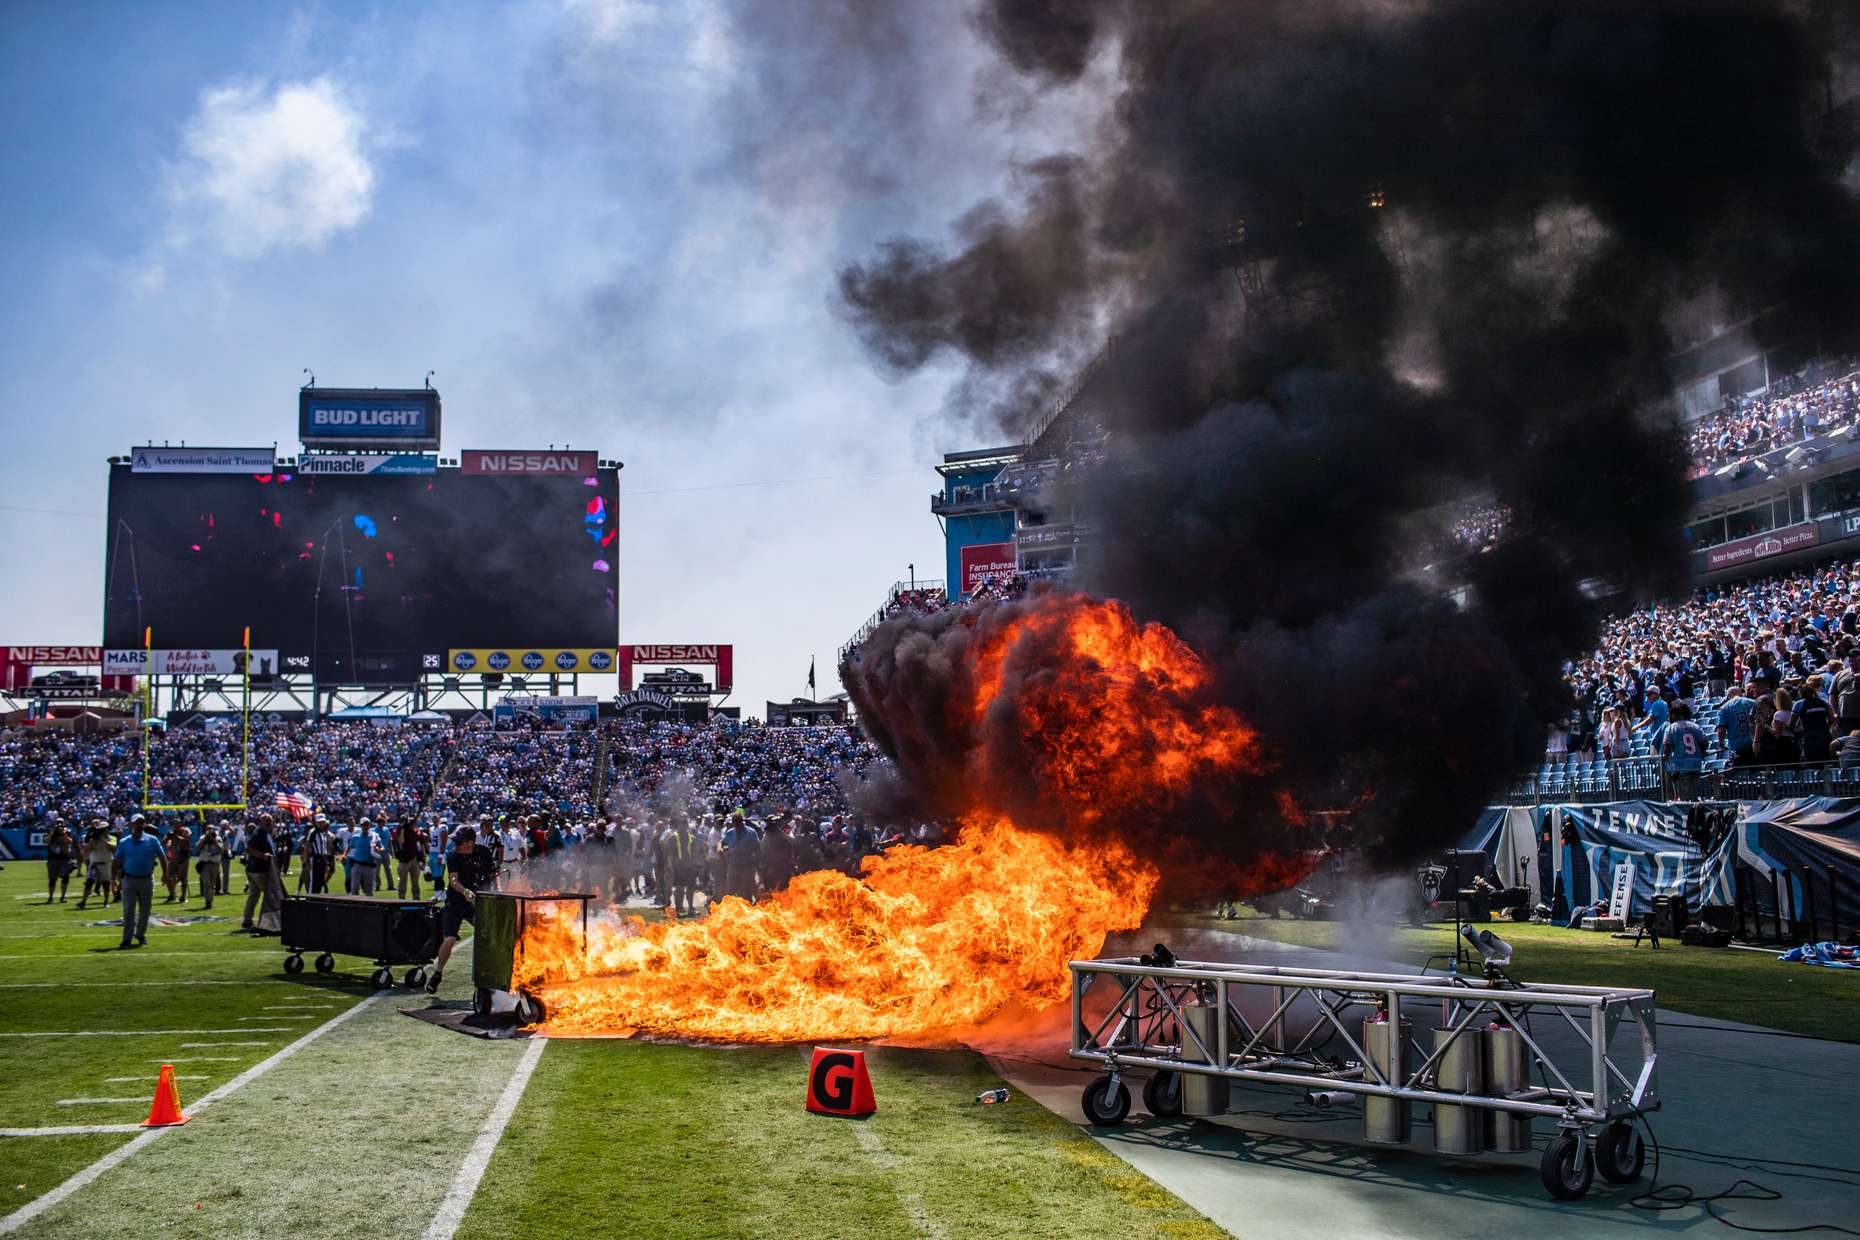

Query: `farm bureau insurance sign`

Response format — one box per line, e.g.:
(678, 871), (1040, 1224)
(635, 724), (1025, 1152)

(959, 541), (1017, 595)
(1704, 521), (1819, 571)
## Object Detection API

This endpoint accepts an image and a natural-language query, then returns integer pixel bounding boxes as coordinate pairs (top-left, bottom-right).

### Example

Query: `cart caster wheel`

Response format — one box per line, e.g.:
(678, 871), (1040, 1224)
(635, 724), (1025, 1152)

(515, 994), (547, 1025)
(472, 987), (494, 1017)
(1595, 1120), (1646, 1184)
(283, 954), (304, 975)
(1541, 1131), (1595, 1200)
(404, 968), (427, 990)
(314, 953), (335, 974)
(1082, 1076), (1131, 1127)
(1143, 1070), (1183, 1119)
(370, 968), (393, 989)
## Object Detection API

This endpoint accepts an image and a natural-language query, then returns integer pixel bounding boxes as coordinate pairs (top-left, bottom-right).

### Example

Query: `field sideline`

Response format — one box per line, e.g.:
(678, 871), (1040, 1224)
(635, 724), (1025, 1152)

(1168, 906), (1860, 1042)
(0, 864), (1219, 1238)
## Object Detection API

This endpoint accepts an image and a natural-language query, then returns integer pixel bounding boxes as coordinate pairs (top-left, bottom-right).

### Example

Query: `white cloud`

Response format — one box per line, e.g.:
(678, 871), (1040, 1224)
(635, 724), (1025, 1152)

(171, 77), (375, 258)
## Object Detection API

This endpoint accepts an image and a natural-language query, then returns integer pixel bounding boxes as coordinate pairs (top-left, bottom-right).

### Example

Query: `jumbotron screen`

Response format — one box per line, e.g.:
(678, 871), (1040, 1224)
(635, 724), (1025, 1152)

(102, 463), (619, 681)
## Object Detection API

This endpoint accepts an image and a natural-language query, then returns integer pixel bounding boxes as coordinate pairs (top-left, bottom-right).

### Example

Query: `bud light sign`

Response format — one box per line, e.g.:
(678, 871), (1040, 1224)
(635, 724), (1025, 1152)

(299, 388), (441, 451)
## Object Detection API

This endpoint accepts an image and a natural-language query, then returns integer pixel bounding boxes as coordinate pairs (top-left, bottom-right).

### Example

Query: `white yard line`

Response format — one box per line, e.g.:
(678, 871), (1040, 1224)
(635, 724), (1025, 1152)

(180, 1041), (273, 1048)
(0, 980), (292, 988)
(148, 1057), (238, 1063)
(421, 1037), (548, 1240)
(0, 1027), (297, 1038)
(850, 1122), (950, 1240)
(236, 1015), (309, 1022)
(55, 1098), (150, 1106)
(0, 993), (388, 1235)
(0, 1125), (144, 1137)
(105, 1075), (207, 1083)
(0, 959), (275, 966)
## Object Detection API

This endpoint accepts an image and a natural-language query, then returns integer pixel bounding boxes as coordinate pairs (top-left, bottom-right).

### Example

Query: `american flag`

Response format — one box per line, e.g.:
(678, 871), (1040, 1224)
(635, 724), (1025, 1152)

(274, 789), (314, 819)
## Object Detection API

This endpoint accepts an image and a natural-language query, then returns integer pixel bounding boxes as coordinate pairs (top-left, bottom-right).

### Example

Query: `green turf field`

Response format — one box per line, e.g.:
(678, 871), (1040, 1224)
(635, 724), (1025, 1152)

(1168, 907), (1860, 1042)
(0, 862), (1221, 1238)
(0, 859), (379, 1208)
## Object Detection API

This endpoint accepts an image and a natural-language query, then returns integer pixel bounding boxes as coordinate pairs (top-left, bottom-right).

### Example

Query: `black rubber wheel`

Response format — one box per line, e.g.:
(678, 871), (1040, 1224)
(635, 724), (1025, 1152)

(472, 987), (494, 1017)
(314, 953), (335, 974)
(370, 968), (393, 989)
(1082, 1076), (1131, 1127)
(1143, 1070), (1183, 1118)
(283, 954), (304, 975)
(404, 967), (427, 990)
(517, 994), (547, 1024)
(1541, 1131), (1595, 1200)
(1595, 1121), (1646, 1184)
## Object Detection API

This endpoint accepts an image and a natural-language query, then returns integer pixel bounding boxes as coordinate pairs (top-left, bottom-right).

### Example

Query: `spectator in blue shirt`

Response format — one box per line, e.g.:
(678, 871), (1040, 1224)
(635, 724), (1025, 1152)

(1661, 702), (1708, 799)
(1717, 682), (1760, 768)
(111, 814), (164, 949)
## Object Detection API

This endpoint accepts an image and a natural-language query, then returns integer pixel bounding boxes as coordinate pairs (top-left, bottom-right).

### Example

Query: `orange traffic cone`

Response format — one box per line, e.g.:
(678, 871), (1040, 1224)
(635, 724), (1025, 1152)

(140, 1063), (190, 1128)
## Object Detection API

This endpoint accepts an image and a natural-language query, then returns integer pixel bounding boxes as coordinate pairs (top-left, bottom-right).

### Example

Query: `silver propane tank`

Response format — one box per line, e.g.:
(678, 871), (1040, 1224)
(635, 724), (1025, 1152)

(1362, 1010), (1411, 1144)
(1482, 1020), (1533, 1152)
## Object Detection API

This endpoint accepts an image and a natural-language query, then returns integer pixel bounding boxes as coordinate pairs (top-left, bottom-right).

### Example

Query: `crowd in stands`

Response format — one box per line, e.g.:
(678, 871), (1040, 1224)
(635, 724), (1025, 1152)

(3, 716), (899, 906)
(1560, 551), (1860, 772)
(1685, 360), (1860, 478)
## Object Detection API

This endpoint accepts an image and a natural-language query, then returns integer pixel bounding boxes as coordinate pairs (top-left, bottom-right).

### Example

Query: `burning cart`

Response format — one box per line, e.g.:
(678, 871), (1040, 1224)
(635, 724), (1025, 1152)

(469, 890), (592, 1024)
(1067, 951), (1660, 1200)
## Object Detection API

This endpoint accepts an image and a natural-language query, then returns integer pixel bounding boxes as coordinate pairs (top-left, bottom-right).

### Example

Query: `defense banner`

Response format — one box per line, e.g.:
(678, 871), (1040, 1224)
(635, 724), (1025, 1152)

(460, 449), (598, 476)
(959, 541), (1018, 595)
(130, 446), (275, 474)
(446, 648), (616, 674)
(1544, 802), (1737, 917)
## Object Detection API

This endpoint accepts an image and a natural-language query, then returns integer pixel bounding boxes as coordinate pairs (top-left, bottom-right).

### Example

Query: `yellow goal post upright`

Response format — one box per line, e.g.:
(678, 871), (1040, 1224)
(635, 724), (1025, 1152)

(140, 625), (252, 815)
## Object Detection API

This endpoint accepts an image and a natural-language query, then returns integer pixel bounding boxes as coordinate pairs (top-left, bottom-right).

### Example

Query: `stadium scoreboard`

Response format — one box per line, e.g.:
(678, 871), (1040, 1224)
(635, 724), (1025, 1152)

(102, 459), (620, 684)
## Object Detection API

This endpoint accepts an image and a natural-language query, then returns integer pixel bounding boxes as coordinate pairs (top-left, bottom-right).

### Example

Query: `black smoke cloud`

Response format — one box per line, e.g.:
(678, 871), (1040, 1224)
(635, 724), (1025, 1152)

(838, 0), (1860, 870)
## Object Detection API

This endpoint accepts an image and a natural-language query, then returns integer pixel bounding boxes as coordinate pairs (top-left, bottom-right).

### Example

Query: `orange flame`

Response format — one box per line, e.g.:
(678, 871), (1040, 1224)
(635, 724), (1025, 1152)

(522, 816), (1156, 1042)
(521, 594), (1266, 1042)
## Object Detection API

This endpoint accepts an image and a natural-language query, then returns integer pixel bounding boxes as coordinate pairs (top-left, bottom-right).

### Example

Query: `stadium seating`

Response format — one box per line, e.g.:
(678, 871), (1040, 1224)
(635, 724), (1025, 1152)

(0, 717), (886, 839)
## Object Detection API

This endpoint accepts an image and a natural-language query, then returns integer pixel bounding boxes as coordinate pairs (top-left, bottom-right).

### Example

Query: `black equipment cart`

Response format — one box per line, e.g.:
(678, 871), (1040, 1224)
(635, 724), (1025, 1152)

(281, 894), (440, 989)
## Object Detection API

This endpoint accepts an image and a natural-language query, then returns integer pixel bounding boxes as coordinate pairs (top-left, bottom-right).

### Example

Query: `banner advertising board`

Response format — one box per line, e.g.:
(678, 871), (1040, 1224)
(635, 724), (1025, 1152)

(130, 446), (276, 474)
(619, 644), (732, 692)
(446, 647), (616, 674)
(1705, 521), (1819, 570)
(493, 695), (598, 725)
(3, 646), (103, 692)
(959, 540), (1018, 595)
(298, 388), (441, 451)
(104, 649), (281, 676)
(296, 453), (438, 476)
(460, 449), (599, 477)
(640, 668), (713, 696)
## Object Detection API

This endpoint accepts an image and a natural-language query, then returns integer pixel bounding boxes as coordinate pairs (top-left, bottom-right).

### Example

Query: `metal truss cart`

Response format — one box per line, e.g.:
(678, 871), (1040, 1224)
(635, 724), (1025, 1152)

(1069, 953), (1659, 1200)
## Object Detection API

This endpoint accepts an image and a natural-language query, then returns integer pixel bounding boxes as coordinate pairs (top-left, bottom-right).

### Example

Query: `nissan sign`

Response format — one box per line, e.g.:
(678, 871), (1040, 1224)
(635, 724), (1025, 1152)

(460, 450), (598, 476)
(618, 644), (733, 692)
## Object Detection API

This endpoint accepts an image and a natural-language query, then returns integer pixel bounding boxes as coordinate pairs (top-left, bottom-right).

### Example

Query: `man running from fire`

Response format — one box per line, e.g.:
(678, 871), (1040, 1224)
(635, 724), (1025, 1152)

(426, 825), (497, 995)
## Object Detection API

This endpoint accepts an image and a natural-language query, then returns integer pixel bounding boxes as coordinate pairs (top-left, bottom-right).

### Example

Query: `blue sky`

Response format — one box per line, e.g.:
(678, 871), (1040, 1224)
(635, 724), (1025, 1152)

(0, 1), (1087, 712)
